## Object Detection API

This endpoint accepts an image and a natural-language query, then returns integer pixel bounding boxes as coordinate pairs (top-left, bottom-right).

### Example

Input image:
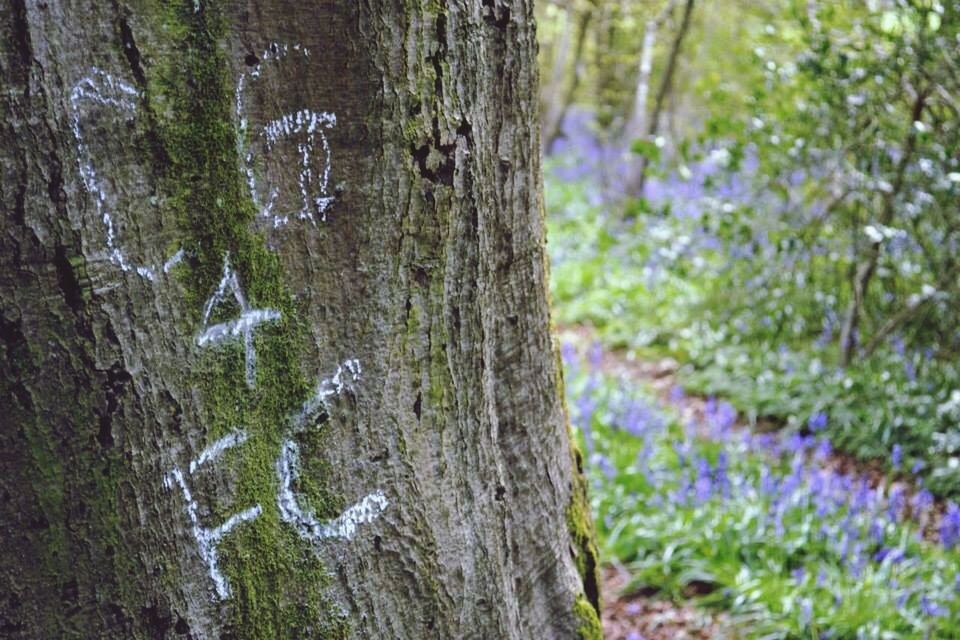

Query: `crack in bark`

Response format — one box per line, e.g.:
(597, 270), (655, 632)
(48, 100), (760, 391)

(114, 6), (147, 88)
(9, 0), (32, 71)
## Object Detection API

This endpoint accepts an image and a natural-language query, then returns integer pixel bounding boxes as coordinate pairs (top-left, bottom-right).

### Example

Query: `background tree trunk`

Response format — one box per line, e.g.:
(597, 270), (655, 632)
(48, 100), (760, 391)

(625, 0), (695, 198)
(0, 1), (601, 639)
(540, 0), (595, 156)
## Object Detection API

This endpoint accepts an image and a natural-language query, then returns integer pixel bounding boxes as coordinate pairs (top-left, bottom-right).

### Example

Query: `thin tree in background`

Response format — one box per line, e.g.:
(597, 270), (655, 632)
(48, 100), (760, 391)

(542, 0), (599, 155)
(625, 0), (696, 198)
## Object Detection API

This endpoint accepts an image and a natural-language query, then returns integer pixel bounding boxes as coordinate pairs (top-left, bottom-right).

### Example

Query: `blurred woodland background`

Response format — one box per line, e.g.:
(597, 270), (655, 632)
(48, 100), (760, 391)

(536, 1), (960, 637)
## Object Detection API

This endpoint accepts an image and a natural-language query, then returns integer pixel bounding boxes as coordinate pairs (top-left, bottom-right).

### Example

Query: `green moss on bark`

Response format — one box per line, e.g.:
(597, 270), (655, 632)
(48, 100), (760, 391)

(572, 593), (603, 640)
(143, 2), (346, 637)
(566, 443), (602, 626)
(9, 325), (143, 635)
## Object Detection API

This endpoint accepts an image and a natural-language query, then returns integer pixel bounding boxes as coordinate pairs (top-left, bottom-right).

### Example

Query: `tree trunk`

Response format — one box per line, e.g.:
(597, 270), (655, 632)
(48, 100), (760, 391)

(0, 2), (601, 639)
(540, 0), (574, 154)
(839, 88), (927, 366)
(540, 1), (595, 156)
(623, 0), (676, 146)
(625, 0), (694, 198)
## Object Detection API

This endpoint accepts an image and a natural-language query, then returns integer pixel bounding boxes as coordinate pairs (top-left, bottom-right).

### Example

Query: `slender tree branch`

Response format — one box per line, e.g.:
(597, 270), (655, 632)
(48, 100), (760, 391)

(542, 1), (597, 154)
(861, 265), (959, 359)
(839, 87), (929, 365)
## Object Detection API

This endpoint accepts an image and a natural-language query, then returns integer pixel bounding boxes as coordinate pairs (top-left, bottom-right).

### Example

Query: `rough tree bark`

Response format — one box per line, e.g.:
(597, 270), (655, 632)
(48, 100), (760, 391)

(0, 1), (601, 639)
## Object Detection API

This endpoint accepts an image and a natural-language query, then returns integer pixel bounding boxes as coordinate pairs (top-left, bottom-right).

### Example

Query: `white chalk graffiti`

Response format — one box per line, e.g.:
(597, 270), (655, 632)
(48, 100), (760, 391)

(164, 431), (262, 600)
(277, 451), (388, 541)
(72, 46), (337, 280)
(294, 359), (362, 425)
(196, 254), (282, 388)
(74, 52), (380, 603)
(236, 43), (337, 228)
(70, 68), (183, 282)
(164, 361), (388, 600)
(278, 361), (388, 543)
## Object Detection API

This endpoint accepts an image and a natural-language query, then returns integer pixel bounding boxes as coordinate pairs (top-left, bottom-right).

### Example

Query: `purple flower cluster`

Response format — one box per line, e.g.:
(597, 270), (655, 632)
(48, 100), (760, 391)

(942, 502), (960, 550)
(563, 341), (960, 629)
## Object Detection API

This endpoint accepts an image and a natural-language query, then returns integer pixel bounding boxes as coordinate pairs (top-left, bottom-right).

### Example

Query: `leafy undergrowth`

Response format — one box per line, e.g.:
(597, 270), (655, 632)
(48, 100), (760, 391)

(563, 339), (960, 638)
(546, 163), (960, 499)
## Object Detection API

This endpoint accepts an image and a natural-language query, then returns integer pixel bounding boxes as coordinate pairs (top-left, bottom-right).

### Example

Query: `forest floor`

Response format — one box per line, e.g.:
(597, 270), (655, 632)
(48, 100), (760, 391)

(601, 562), (734, 639)
(574, 327), (946, 640)
(590, 342), (737, 639)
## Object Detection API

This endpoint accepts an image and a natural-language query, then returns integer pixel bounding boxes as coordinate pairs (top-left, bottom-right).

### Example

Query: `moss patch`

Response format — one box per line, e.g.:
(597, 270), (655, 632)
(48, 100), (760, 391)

(146, 2), (345, 636)
(566, 443), (602, 619)
(572, 593), (604, 640)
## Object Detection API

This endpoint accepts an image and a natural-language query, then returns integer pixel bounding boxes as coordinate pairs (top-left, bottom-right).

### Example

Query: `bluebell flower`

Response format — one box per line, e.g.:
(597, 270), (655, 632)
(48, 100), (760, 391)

(848, 544), (866, 578)
(786, 433), (814, 455)
(920, 596), (945, 617)
(870, 518), (887, 544)
(588, 342), (603, 368)
(713, 401), (737, 436)
(716, 451), (731, 498)
(773, 512), (785, 537)
(800, 598), (813, 627)
(753, 433), (778, 454)
(892, 444), (903, 470)
(892, 335), (906, 356)
(705, 396), (718, 417)
(560, 342), (578, 369)
(817, 319), (833, 347)
(814, 437), (832, 461)
(940, 502), (960, 549)
(760, 465), (779, 497)
(590, 453), (617, 481)
(911, 489), (934, 515)
(808, 411), (828, 432)
(904, 358), (916, 383)
(694, 457), (713, 503)
(574, 393), (596, 455)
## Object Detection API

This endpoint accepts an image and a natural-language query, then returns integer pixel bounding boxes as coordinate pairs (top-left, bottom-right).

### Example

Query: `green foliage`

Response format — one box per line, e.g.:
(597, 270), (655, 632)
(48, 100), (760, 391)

(543, 0), (960, 497)
(547, 166), (960, 498)
(543, 0), (960, 636)
(563, 354), (960, 638)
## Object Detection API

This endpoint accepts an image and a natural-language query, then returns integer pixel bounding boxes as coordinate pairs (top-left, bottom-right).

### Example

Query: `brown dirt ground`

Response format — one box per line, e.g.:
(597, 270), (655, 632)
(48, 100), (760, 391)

(601, 565), (737, 639)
